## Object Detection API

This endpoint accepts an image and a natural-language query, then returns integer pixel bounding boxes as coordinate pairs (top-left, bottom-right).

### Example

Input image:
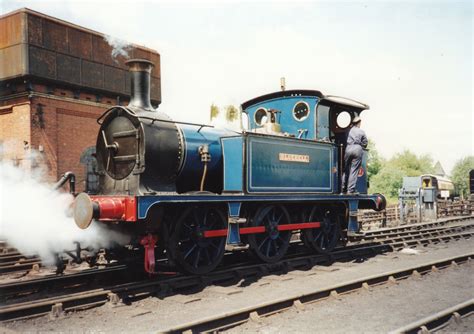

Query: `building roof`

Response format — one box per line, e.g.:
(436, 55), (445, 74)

(0, 8), (161, 104)
(434, 161), (446, 177)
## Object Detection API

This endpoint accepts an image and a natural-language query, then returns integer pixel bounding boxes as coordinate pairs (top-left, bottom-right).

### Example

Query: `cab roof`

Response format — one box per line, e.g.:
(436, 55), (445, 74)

(241, 89), (369, 111)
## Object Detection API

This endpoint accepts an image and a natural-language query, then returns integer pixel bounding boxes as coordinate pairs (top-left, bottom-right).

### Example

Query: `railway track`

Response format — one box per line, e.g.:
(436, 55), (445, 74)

(0, 264), (135, 303)
(2, 217), (472, 296)
(0, 257), (42, 275)
(0, 216), (469, 276)
(0, 246), (41, 274)
(163, 253), (473, 333)
(361, 226), (474, 249)
(389, 299), (474, 334)
(0, 247), (19, 255)
(359, 216), (472, 238)
(0, 218), (472, 322)
(0, 239), (386, 305)
(0, 243), (392, 321)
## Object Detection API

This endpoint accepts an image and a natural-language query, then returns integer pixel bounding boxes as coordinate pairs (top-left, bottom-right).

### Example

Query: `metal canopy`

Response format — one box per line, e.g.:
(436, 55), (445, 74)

(319, 95), (370, 110)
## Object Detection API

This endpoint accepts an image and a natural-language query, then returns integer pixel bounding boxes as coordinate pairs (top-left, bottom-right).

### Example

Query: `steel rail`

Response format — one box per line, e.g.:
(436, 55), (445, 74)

(0, 244), (392, 322)
(388, 299), (474, 334)
(0, 264), (131, 303)
(368, 225), (474, 247)
(383, 231), (474, 250)
(163, 253), (473, 333)
(0, 221), (471, 322)
(360, 216), (473, 237)
(0, 241), (384, 305)
(0, 249), (21, 256)
(0, 258), (39, 267)
(0, 216), (470, 269)
(1, 221), (471, 295)
(0, 253), (36, 263)
(0, 260), (42, 274)
(1, 221), (468, 305)
(359, 222), (474, 242)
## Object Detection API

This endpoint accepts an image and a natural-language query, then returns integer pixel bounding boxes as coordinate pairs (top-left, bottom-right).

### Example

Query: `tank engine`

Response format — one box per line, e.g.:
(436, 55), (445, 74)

(74, 59), (386, 275)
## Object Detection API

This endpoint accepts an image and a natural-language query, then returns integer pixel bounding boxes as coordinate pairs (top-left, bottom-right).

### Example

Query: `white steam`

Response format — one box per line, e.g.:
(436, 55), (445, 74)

(104, 35), (132, 60)
(0, 147), (129, 265)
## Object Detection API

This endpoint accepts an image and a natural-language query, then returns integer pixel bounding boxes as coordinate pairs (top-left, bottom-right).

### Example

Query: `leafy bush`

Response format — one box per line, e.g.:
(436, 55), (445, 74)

(450, 156), (474, 199)
(369, 149), (434, 201)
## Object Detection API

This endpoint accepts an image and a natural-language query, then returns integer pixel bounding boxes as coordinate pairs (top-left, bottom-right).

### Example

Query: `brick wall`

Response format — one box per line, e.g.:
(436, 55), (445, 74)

(0, 101), (31, 167)
(0, 87), (121, 191)
(33, 94), (111, 190)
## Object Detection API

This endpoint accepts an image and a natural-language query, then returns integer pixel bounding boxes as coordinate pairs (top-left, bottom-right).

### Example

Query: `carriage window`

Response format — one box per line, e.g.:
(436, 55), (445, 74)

(254, 108), (268, 126)
(336, 111), (351, 128)
(293, 101), (310, 121)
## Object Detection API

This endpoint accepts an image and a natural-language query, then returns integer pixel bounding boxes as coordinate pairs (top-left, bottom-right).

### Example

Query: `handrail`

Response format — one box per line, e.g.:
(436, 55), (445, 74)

(53, 172), (76, 194)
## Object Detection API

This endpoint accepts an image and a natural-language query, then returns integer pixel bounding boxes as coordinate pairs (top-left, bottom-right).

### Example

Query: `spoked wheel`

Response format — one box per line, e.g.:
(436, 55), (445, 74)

(169, 206), (227, 275)
(302, 207), (341, 254)
(247, 205), (292, 263)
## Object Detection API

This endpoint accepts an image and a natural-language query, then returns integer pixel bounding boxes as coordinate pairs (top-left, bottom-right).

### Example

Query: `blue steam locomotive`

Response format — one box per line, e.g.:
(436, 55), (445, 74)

(73, 59), (386, 274)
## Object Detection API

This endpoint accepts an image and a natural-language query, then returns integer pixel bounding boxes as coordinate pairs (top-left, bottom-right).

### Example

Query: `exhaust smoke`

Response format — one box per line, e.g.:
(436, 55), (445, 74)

(104, 35), (131, 61)
(0, 145), (130, 265)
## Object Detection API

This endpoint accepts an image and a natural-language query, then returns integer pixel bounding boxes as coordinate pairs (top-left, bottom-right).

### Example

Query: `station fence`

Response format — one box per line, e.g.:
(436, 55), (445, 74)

(359, 199), (474, 229)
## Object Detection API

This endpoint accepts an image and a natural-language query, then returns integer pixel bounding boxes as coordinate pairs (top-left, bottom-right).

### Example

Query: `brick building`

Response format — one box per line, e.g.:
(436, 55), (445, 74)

(0, 8), (161, 191)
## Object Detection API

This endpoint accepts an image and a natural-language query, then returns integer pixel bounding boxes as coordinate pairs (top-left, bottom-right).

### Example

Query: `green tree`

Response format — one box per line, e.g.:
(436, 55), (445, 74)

(370, 166), (405, 199)
(390, 150), (434, 176)
(210, 104), (220, 121)
(366, 139), (383, 182)
(370, 149), (435, 202)
(225, 105), (239, 122)
(451, 156), (474, 199)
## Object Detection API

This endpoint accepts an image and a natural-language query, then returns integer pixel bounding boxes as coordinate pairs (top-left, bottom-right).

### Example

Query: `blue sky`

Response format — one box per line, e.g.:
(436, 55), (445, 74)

(2, 0), (472, 173)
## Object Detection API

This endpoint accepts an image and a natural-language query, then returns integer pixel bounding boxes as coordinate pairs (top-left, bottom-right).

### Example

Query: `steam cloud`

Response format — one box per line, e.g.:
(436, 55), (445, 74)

(210, 108), (242, 132)
(104, 35), (132, 60)
(0, 146), (129, 265)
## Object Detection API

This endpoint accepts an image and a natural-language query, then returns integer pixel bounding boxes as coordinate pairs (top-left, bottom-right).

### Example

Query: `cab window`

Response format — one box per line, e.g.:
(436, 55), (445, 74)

(316, 104), (330, 139)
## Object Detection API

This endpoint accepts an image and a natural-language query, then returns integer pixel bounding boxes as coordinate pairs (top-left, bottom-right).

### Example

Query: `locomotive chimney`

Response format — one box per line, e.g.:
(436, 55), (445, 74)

(125, 59), (154, 111)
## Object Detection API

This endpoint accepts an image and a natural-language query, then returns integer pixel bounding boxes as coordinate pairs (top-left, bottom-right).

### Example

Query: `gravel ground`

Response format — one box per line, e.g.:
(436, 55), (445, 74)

(1, 238), (473, 333)
(226, 259), (474, 333)
(439, 314), (474, 333)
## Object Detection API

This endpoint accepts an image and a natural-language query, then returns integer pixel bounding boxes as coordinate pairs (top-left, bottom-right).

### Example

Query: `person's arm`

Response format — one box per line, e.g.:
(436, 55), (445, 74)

(361, 130), (368, 148)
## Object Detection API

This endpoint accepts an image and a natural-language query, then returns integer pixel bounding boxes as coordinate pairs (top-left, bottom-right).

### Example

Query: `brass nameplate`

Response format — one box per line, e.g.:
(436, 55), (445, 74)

(279, 153), (310, 163)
